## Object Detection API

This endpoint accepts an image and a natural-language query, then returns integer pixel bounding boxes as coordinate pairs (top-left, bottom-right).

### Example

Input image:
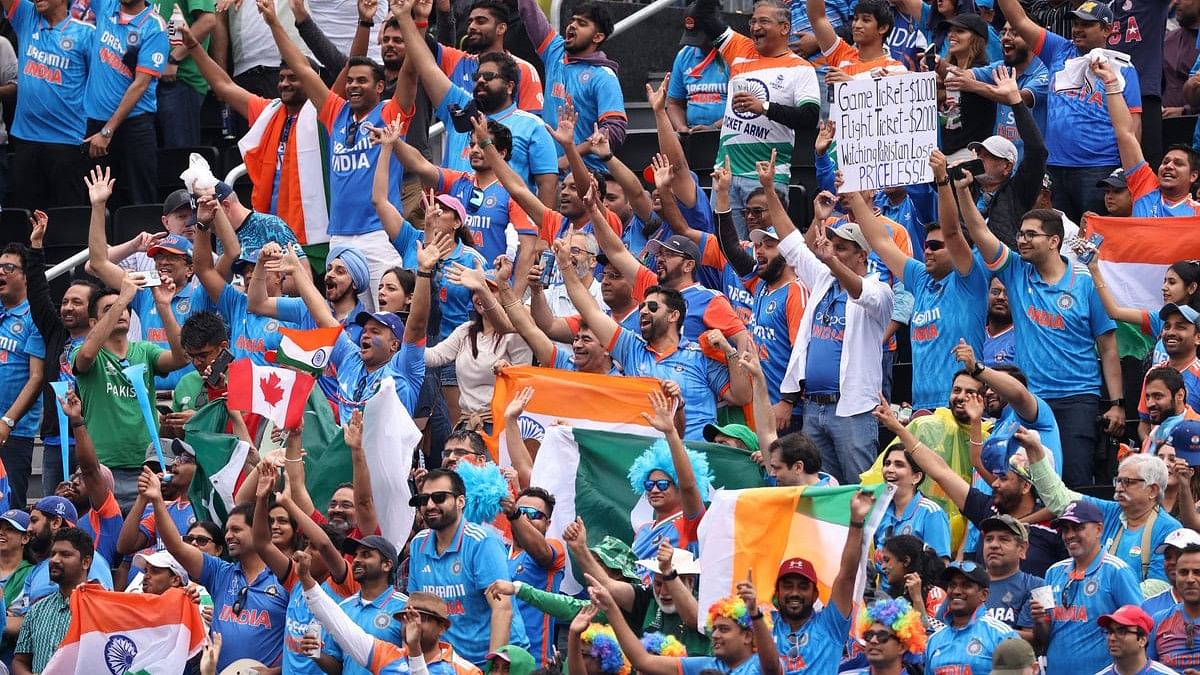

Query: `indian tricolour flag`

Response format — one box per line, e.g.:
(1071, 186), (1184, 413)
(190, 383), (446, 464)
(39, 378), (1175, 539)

(532, 425), (766, 594)
(269, 325), (342, 375)
(43, 586), (205, 675)
(489, 366), (665, 465)
(1088, 215), (1200, 309)
(698, 484), (893, 631)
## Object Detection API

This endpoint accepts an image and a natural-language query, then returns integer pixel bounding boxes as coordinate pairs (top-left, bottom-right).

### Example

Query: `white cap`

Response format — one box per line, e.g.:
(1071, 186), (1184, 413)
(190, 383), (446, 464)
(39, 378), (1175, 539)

(1156, 527), (1200, 553)
(748, 227), (780, 244)
(969, 136), (1019, 165)
(636, 548), (702, 576)
(133, 550), (189, 584)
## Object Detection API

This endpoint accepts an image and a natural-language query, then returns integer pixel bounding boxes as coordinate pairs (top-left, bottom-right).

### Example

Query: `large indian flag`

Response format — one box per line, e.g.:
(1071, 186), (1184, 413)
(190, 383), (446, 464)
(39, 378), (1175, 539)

(533, 425), (766, 593)
(43, 586), (205, 675)
(490, 366), (666, 465)
(698, 484), (892, 631)
(1088, 215), (1200, 309)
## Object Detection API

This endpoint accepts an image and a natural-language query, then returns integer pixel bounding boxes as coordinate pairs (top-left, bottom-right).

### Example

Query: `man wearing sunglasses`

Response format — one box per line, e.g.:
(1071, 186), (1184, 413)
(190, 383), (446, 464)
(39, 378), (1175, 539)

(1030, 499), (1142, 675)
(503, 486), (565, 666)
(407, 468), (530, 665)
(925, 562), (1018, 673)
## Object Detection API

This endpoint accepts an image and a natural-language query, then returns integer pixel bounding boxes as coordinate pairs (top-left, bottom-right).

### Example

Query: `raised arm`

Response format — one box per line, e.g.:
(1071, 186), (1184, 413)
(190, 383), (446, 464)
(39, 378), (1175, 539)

(60, 392), (110, 511)
(387, 134), (440, 188)
(277, 473), (350, 582)
(805, 0), (840, 52)
(181, 24), (252, 117)
(873, 396), (971, 511)
(343, 411), (380, 539)
(84, 166), (129, 290)
(954, 173), (1002, 263)
(994, 0), (1044, 53)
(590, 125), (655, 222)
(495, 264), (557, 367)
(758, 150), (797, 240)
(141, 467), (204, 580)
(647, 76), (698, 206)
(471, 114), (549, 223)
(501, 386), (535, 490)
(845, 191), (911, 282)
(582, 186), (644, 283)
(259, 0), (332, 111)
(75, 275), (139, 375)
(643, 390), (705, 517)
(562, 518), (636, 611)
(584, 577), (679, 675)
(829, 492), (874, 616)
(1093, 60), (1142, 172)
(371, 118), (410, 241)
(266, 249), (339, 327)
(930, 151), (975, 277)
(151, 278), (189, 373)
(393, 0), (451, 108)
(955, 340), (1039, 420)
(1084, 258), (1142, 324)
(553, 239), (620, 349)
(253, 462), (294, 580)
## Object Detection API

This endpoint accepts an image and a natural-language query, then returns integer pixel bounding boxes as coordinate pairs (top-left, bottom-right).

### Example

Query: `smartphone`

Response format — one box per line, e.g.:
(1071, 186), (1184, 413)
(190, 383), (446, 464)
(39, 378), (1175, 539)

(950, 158), (986, 181)
(141, 270), (163, 287)
(1076, 232), (1105, 265)
(923, 48), (937, 71)
(156, 404), (173, 416)
(205, 348), (235, 388)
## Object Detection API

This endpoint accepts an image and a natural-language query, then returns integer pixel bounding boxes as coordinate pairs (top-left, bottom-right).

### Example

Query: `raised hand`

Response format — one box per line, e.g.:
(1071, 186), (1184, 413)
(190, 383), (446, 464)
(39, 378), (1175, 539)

(656, 539), (674, 574)
(256, 0), (279, 25)
(755, 148), (777, 188)
(992, 65), (1022, 105)
(371, 117), (406, 147)
(469, 113), (493, 147)
(257, 460), (279, 499)
(504, 386), (534, 421)
(929, 150), (948, 183)
(1090, 58), (1119, 87)
(871, 394), (904, 433)
(810, 224), (836, 264)
(815, 119), (836, 156)
(150, 274), (178, 306)
(358, 0), (378, 22)
(59, 390), (83, 421)
(139, 466), (163, 503)
(813, 191), (836, 222)
(588, 123), (611, 158)
(646, 74), (670, 112)
(962, 391), (985, 423)
(446, 262), (487, 291)
(288, 0), (309, 23)
(650, 152), (674, 190)
(850, 489), (876, 522)
(640, 389), (679, 434)
(29, 210), (48, 248)
(85, 165), (114, 205)
(344, 409), (363, 448)
(953, 338), (978, 373)
(735, 570), (758, 615)
(569, 602), (599, 635)
(200, 632), (223, 675)
(711, 156), (731, 196)
(119, 274), (143, 305)
(548, 101), (578, 147)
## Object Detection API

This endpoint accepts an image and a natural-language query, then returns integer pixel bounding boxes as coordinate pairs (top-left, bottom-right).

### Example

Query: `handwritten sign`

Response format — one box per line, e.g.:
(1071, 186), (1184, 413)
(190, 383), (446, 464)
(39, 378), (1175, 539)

(831, 72), (939, 193)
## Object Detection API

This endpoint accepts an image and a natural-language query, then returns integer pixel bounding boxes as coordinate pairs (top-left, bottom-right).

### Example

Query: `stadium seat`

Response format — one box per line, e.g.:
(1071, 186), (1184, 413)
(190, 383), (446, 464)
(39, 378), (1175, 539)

(615, 130), (661, 181)
(1163, 115), (1197, 149)
(42, 206), (95, 249)
(786, 184), (807, 233)
(684, 129), (720, 172)
(112, 204), (167, 245)
(220, 145), (245, 177)
(157, 145), (219, 202)
(0, 209), (31, 249)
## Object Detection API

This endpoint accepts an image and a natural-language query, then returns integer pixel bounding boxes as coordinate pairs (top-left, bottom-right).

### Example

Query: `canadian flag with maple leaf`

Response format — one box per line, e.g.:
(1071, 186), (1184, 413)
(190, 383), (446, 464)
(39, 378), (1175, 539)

(227, 359), (316, 429)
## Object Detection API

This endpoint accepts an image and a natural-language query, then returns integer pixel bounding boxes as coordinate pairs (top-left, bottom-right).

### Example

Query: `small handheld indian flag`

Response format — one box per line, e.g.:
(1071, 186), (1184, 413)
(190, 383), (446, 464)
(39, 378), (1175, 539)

(268, 325), (342, 375)
(227, 359), (315, 429)
(43, 586), (205, 675)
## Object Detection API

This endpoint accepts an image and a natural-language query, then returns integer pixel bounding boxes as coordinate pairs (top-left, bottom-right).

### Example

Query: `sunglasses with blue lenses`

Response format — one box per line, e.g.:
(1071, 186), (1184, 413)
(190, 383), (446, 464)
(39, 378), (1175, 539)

(643, 479), (674, 492)
(517, 506), (547, 521)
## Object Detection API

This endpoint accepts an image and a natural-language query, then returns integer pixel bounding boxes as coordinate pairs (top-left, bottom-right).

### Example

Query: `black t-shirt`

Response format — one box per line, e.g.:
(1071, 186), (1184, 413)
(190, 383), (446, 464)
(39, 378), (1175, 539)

(962, 488), (1068, 578)
(940, 89), (997, 155)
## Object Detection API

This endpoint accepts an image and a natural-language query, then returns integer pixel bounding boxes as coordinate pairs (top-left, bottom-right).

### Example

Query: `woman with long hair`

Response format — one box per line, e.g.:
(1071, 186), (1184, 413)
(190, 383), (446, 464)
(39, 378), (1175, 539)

(879, 534), (948, 622)
(872, 447), (953, 585)
(938, 14), (997, 161)
(1088, 258), (1200, 363)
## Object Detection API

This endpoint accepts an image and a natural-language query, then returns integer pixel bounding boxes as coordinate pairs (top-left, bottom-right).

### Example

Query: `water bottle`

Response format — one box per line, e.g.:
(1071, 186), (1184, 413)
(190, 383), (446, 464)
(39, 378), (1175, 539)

(306, 623), (322, 658)
(221, 104), (236, 140)
(538, 249), (557, 287)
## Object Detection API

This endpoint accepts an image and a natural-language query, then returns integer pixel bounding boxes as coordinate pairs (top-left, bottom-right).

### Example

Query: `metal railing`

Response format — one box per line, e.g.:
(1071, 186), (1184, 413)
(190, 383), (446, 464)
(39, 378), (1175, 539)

(551, 0), (681, 40)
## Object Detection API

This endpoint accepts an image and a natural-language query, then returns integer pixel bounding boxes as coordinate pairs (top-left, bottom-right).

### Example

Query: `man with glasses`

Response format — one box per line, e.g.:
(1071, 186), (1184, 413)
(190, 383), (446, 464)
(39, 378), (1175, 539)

(1030, 499), (1143, 674)
(543, 232), (604, 318)
(0, 243), (46, 509)
(926, 561), (1018, 673)
(407, 468), (530, 666)
(116, 438), (197, 568)
(1148, 543), (1200, 669)
(1097, 605), (1176, 674)
(436, 0), (542, 115)
(502, 487), (564, 666)
(953, 169), (1122, 488)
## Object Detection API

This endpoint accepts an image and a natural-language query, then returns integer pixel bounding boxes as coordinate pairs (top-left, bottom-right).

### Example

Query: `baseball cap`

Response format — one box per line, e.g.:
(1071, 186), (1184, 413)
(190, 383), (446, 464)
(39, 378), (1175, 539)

(829, 221), (871, 252)
(991, 637), (1036, 675)
(1096, 167), (1128, 190)
(636, 548), (702, 576)
(399, 591), (451, 625)
(679, 2), (708, 47)
(939, 560), (990, 589)
(355, 311), (405, 341)
(147, 233), (194, 260)
(980, 514), (1029, 541)
(1072, 0), (1114, 23)
(647, 234), (701, 261)
(1054, 499), (1104, 526)
(171, 438), (197, 460)
(35, 496), (78, 526)
(133, 550), (190, 584)
(702, 423), (760, 452)
(0, 509), (29, 532)
(947, 13), (990, 38)
(435, 194), (467, 224)
(777, 557), (819, 586)
(1170, 420), (1200, 466)
(213, 181), (235, 202)
(974, 0), (994, 8)
(748, 227), (780, 244)
(969, 136), (1018, 165)
(162, 189), (194, 215)
(341, 535), (400, 567)
(1160, 302), (1200, 326)
(234, 248), (261, 275)
(1155, 527), (1200, 553)
(1098, 605), (1153, 634)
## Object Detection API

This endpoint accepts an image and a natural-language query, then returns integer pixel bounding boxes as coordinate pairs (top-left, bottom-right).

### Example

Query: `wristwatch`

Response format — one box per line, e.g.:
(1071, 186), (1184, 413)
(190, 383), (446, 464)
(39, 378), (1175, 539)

(0, 416), (14, 429)
(100, 127), (113, 139)
(761, 101), (770, 113)
(970, 361), (985, 378)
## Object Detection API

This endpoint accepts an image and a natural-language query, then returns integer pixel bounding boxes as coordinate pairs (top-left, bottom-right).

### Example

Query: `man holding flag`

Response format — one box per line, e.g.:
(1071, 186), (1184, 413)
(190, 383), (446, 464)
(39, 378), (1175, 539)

(13, 528), (93, 675)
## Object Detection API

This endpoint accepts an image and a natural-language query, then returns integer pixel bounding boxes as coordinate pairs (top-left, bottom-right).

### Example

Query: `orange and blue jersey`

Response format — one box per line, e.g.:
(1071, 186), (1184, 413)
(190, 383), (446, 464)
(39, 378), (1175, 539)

(679, 282), (747, 347)
(697, 233), (753, 324)
(282, 565), (359, 675)
(1126, 161), (1200, 218)
(198, 553), (288, 672)
(364, 640), (481, 675)
(1043, 553), (1143, 675)
(8, 0), (93, 145)
(535, 33), (625, 173)
(666, 47), (728, 128)
(1149, 602), (1200, 671)
(325, 588), (409, 675)
(632, 507), (705, 560)
(771, 604), (850, 674)
(319, 95), (414, 236)
(537, 207), (624, 245)
(508, 540), (566, 665)
(434, 85), (557, 183)
(1035, 28), (1142, 167)
(1140, 360), (1200, 422)
(606, 327), (730, 440)
(563, 307), (641, 339)
(130, 279), (204, 390)
(437, 169), (536, 267)
(986, 247), (1116, 399)
(82, 0), (166, 119)
(79, 491), (122, 569)
(407, 519), (530, 666)
(436, 44), (543, 114)
(746, 277), (807, 403)
(925, 607), (1017, 675)
(0, 299), (45, 439)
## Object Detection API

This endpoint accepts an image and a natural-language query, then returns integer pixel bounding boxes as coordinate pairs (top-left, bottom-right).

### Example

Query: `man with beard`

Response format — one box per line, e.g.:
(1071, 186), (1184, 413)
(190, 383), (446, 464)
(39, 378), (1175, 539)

(253, 245), (371, 350)
(983, 278), (1016, 367)
(115, 438), (197, 571)
(319, 533), (407, 675)
(436, 0), (541, 113)
(15, 497), (113, 616)
(1147, 543), (1200, 669)
(264, 0), (410, 298)
(1133, 305), (1200, 445)
(848, 160), (987, 414)
(407, 468), (530, 665)
(543, 232), (605, 318)
(150, 472), (288, 672)
(875, 395), (1067, 576)
(741, 227), (806, 423)
(1140, 367), (1200, 455)
(398, 2), (557, 203)
(502, 487), (566, 666)
(12, 528), (93, 675)
(557, 240), (751, 439)
(925, 562), (1018, 673)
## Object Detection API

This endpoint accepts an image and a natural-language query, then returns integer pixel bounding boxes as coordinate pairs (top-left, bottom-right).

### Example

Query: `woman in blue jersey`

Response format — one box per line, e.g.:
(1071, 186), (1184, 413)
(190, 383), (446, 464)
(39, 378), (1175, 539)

(1088, 258), (1200, 363)
(873, 447), (953, 563)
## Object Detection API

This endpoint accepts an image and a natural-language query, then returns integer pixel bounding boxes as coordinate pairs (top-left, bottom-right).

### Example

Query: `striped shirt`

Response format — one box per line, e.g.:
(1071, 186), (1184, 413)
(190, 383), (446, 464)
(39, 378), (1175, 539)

(15, 588), (72, 673)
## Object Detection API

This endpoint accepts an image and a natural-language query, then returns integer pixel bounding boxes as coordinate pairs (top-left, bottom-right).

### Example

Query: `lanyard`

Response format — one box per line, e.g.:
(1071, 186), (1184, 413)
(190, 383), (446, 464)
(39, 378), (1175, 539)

(1109, 507), (1158, 581)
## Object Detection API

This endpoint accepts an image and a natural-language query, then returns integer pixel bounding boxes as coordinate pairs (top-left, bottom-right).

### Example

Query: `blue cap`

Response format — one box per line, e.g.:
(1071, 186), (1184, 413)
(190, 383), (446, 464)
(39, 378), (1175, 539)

(1054, 499), (1104, 526)
(0, 509), (29, 532)
(34, 496), (78, 525)
(1171, 420), (1200, 466)
(1072, 0), (1114, 23)
(1160, 303), (1200, 326)
(147, 233), (194, 260)
(234, 248), (260, 274)
(355, 311), (405, 341)
(981, 437), (1010, 475)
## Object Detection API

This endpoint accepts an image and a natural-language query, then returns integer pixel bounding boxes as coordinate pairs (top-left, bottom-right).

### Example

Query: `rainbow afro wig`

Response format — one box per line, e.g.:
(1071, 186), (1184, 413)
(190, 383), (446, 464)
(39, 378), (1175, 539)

(455, 461), (509, 525)
(581, 623), (631, 675)
(855, 598), (926, 656)
(627, 440), (714, 499)
(641, 633), (687, 657)
(705, 595), (770, 634)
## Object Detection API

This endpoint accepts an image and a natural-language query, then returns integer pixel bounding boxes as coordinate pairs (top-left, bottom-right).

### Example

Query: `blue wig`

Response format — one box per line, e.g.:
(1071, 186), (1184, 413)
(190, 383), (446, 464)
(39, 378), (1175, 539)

(455, 461), (510, 524)
(627, 440), (713, 500)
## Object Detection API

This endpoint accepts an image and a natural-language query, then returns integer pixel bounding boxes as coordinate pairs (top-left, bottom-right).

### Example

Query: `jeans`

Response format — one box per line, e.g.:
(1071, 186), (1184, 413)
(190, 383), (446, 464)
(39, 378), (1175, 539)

(802, 403), (879, 484)
(41, 442), (78, 498)
(1047, 393), (1100, 488)
(1047, 164), (1118, 224)
(8, 139), (89, 209)
(329, 230), (404, 310)
(1, 436), (34, 508)
(881, 348), (895, 402)
(155, 81), (205, 148)
(86, 114), (158, 211)
(414, 373), (451, 469)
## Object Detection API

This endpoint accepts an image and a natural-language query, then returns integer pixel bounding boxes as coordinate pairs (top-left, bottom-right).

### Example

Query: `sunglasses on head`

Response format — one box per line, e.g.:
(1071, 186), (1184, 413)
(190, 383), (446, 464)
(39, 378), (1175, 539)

(644, 479), (673, 492)
(517, 506), (547, 521)
(231, 585), (249, 615)
(409, 490), (458, 507)
(639, 300), (660, 313)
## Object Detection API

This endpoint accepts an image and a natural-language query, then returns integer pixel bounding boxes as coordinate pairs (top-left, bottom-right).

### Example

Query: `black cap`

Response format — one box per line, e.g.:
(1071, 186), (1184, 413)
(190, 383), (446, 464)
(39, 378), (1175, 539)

(1072, 0), (1114, 23)
(1096, 168), (1128, 190)
(163, 189), (194, 215)
(679, 3), (708, 47)
(647, 234), (701, 261)
(947, 13), (989, 39)
(939, 561), (990, 589)
(341, 535), (399, 567)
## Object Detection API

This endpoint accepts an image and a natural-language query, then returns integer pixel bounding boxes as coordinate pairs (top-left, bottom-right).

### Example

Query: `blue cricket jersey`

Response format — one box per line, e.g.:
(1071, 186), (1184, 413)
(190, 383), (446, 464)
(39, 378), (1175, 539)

(1043, 552), (1144, 675)
(0, 300), (46, 438)
(83, 0), (167, 119)
(8, 0), (94, 144)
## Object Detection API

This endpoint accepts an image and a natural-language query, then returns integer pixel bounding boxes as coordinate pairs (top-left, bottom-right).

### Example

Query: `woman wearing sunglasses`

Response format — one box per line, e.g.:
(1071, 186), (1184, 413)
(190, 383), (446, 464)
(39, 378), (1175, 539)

(843, 598), (927, 675)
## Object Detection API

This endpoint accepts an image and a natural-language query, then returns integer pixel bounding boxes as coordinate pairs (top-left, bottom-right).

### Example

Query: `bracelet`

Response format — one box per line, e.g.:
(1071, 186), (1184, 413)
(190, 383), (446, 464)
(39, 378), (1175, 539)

(935, 178), (950, 186)
(283, 457), (305, 463)
(417, 270), (434, 278)
(358, 19), (374, 27)
(970, 440), (983, 446)
(662, 570), (679, 581)
(849, 520), (865, 529)
(1105, 86), (1123, 95)
(69, 419), (87, 429)
(479, 303), (498, 313)
(502, 299), (522, 309)
(750, 611), (764, 620)
(596, 153), (614, 162)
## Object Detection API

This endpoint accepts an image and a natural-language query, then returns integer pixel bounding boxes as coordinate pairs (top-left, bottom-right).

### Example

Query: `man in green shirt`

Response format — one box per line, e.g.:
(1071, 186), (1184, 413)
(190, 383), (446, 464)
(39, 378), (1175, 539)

(12, 527), (92, 675)
(154, 0), (215, 147)
(73, 275), (187, 509)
